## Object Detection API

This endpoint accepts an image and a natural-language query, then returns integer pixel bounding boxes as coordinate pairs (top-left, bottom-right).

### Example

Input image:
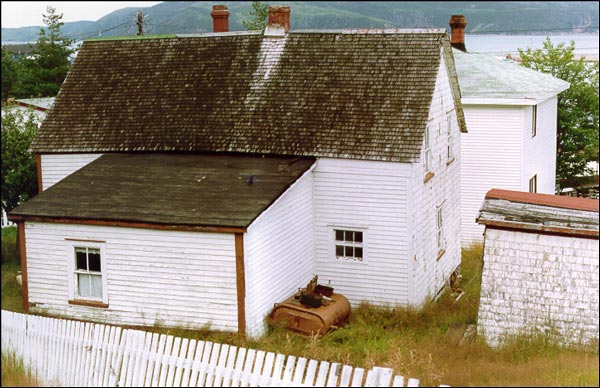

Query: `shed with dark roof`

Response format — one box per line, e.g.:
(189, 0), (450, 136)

(11, 7), (467, 337)
(476, 189), (599, 347)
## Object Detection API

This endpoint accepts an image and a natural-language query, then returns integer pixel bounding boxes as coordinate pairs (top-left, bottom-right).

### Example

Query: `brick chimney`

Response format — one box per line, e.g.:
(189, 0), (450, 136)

(211, 5), (230, 33)
(449, 15), (467, 52)
(267, 5), (290, 33)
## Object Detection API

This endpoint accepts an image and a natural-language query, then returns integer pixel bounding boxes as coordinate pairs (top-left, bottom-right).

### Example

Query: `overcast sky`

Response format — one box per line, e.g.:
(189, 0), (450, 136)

(1, 1), (163, 28)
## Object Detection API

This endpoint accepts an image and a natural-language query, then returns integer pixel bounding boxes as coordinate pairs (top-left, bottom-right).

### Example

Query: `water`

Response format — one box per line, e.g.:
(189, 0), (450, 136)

(4, 33), (599, 58)
(465, 34), (599, 58)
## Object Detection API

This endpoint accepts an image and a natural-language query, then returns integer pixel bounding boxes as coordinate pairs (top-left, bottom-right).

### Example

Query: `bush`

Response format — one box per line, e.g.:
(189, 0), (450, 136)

(1, 226), (18, 265)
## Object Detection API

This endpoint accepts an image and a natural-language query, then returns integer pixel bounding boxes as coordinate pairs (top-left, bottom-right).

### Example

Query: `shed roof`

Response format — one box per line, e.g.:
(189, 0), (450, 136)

(477, 189), (599, 238)
(9, 153), (315, 229)
(31, 30), (465, 162)
(453, 49), (569, 102)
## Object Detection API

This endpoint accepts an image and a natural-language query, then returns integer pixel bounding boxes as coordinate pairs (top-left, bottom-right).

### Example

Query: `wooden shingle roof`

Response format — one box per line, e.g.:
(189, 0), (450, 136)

(31, 30), (463, 162)
(477, 189), (599, 238)
(9, 153), (315, 229)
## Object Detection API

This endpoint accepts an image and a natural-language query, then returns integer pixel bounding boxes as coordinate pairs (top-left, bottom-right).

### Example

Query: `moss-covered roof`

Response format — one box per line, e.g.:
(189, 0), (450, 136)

(32, 30), (462, 162)
(10, 153), (315, 228)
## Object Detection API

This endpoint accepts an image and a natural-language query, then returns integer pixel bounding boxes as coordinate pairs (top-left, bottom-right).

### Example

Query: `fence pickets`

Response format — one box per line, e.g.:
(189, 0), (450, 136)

(1, 310), (441, 387)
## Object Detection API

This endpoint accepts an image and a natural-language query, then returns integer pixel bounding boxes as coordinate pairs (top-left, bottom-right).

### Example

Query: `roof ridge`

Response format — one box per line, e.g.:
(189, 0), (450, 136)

(292, 28), (446, 34)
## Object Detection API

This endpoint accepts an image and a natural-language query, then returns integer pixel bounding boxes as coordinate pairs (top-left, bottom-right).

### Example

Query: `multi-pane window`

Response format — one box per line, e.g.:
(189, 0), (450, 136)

(531, 105), (538, 137)
(74, 246), (103, 300)
(334, 229), (364, 261)
(424, 124), (432, 172)
(446, 111), (454, 161)
(437, 206), (445, 253)
(529, 174), (537, 193)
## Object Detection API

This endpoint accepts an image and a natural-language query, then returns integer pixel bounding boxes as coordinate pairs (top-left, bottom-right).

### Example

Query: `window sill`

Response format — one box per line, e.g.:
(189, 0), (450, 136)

(423, 171), (435, 183)
(446, 157), (455, 166)
(68, 299), (108, 308)
(437, 249), (446, 261)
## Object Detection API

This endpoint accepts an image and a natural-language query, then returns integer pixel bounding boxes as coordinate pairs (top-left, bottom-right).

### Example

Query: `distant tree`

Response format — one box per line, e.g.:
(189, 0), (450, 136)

(242, 1), (269, 31)
(1, 108), (40, 214)
(519, 38), (599, 190)
(11, 6), (73, 98)
(1, 47), (19, 101)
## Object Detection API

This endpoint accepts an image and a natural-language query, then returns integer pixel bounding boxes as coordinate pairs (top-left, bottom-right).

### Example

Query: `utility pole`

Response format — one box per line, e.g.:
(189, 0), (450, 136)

(136, 11), (143, 36)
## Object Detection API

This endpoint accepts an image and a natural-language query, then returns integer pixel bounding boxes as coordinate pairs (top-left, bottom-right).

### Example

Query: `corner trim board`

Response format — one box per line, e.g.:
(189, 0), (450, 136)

(17, 222), (29, 312)
(36, 154), (43, 192)
(235, 233), (246, 336)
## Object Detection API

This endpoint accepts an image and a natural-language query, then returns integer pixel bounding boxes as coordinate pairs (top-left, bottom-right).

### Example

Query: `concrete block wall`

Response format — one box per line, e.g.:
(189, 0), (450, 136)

(478, 228), (599, 347)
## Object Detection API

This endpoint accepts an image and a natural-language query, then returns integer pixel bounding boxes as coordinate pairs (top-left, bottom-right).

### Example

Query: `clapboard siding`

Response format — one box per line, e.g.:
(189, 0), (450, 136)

(410, 56), (462, 304)
(244, 167), (316, 337)
(460, 105), (524, 245)
(41, 153), (102, 190)
(522, 97), (557, 194)
(24, 222), (238, 331)
(313, 158), (412, 306)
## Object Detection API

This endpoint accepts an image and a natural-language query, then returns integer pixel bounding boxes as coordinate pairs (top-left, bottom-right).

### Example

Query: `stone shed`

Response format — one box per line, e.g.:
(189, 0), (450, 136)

(476, 189), (599, 347)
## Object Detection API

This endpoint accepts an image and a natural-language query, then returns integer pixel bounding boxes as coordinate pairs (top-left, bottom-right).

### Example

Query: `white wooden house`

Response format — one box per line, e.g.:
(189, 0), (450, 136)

(9, 6), (467, 337)
(476, 189), (599, 347)
(448, 16), (570, 246)
(449, 15), (569, 246)
(455, 51), (569, 245)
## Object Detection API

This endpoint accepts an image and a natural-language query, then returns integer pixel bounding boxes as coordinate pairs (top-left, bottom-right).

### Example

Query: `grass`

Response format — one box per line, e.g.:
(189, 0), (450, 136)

(1, 353), (39, 387)
(1, 226), (23, 313)
(1, 238), (598, 386)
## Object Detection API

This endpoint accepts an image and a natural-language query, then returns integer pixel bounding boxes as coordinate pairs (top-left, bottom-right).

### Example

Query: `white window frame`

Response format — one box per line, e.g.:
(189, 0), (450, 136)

(446, 109), (455, 162)
(66, 240), (108, 304)
(436, 205), (446, 254)
(424, 122), (433, 173)
(330, 226), (367, 262)
(529, 174), (537, 193)
(531, 105), (537, 137)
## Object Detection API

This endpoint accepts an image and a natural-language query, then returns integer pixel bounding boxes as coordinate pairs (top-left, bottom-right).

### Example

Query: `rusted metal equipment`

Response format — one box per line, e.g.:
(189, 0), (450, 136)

(270, 276), (351, 336)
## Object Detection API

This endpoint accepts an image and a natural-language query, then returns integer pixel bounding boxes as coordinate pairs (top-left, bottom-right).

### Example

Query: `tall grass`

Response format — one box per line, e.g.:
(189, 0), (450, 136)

(1, 226), (18, 265)
(145, 244), (597, 386)
(0, 353), (38, 387)
(1, 242), (597, 386)
(1, 226), (23, 313)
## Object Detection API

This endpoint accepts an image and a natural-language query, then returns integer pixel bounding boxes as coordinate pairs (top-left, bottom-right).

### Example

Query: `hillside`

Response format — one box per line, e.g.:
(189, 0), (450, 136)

(2, 1), (599, 42)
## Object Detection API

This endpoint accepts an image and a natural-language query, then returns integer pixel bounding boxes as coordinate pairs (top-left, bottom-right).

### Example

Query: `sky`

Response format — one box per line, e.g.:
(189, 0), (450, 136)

(1, 1), (163, 28)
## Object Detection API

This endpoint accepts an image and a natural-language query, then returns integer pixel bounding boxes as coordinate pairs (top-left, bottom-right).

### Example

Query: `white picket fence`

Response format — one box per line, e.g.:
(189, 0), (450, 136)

(1, 310), (445, 387)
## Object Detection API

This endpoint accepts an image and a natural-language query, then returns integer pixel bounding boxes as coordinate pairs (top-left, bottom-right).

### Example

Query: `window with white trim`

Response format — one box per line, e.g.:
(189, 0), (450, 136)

(424, 123), (432, 172)
(529, 174), (537, 193)
(446, 110), (455, 161)
(531, 105), (537, 137)
(67, 241), (107, 303)
(436, 206), (446, 253)
(334, 229), (364, 261)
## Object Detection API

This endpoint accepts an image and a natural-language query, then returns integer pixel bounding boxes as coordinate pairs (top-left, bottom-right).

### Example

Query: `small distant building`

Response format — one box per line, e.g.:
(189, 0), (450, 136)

(476, 189), (599, 347)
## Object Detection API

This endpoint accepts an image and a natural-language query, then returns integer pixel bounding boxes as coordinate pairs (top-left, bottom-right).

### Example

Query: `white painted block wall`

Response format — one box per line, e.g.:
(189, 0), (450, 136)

(244, 167), (316, 337)
(41, 154), (102, 190)
(24, 222), (239, 331)
(478, 228), (599, 347)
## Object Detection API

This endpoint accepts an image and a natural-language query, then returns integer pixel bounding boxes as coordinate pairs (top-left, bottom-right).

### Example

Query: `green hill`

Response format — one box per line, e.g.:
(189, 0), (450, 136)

(2, 1), (598, 42)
